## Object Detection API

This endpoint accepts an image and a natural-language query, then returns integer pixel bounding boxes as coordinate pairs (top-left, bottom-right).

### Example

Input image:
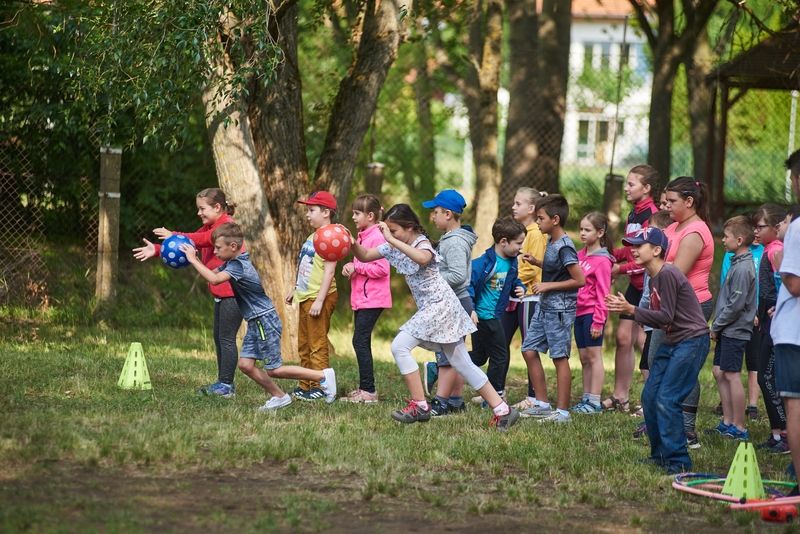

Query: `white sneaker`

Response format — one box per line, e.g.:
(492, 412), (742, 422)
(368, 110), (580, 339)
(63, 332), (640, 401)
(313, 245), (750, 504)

(257, 394), (292, 412)
(321, 368), (337, 404)
(537, 410), (571, 424)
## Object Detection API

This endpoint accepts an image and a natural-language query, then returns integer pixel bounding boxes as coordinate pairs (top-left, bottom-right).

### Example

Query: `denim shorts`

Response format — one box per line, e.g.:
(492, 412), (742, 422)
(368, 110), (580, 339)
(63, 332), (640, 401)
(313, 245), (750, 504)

(712, 335), (747, 372)
(574, 313), (604, 349)
(521, 307), (575, 359)
(241, 310), (283, 369)
(436, 297), (474, 366)
(775, 344), (800, 398)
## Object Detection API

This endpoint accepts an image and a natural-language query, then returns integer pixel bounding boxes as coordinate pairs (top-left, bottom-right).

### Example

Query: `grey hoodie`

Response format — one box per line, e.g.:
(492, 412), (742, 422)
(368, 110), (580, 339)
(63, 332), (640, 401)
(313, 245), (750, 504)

(711, 251), (756, 341)
(438, 225), (478, 299)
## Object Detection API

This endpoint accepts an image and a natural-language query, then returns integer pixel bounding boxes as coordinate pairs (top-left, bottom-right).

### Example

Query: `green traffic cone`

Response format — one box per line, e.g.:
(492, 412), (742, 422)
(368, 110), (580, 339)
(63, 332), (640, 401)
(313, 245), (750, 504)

(117, 342), (152, 390)
(722, 441), (765, 500)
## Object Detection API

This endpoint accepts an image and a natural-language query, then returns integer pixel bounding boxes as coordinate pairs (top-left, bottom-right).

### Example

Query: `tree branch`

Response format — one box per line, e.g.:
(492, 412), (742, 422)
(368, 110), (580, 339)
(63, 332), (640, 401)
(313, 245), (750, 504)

(725, 0), (778, 36)
(629, 0), (656, 50)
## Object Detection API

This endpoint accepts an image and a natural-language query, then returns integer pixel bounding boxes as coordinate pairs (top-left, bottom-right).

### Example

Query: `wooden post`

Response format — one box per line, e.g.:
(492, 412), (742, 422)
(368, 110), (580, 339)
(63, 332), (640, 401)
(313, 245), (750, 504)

(365, 162), (385, 196)
(95, 147), (122, 307)
(602, 173), (625, 235)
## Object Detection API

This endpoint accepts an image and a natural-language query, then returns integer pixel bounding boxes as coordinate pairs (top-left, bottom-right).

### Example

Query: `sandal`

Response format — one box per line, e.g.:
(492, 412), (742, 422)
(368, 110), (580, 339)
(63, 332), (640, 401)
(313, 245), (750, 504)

(601, 396), (630, 413)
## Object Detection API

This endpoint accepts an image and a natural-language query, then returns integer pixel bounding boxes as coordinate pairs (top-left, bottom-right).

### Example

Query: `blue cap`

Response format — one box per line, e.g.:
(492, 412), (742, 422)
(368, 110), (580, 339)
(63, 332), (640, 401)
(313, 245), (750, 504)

(622, 227), (670, 254)
(422, 189), (467, 214)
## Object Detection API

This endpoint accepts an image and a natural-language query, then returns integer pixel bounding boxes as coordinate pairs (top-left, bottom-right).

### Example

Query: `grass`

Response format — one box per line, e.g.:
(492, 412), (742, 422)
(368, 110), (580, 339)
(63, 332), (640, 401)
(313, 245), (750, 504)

(1, 314), (796, 531)
(0, 247), (795, 531)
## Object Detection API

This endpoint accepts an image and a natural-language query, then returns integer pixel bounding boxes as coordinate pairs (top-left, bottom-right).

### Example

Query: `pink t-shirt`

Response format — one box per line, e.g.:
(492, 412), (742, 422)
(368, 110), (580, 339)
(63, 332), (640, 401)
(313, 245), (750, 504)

(664, 219), (714, 304)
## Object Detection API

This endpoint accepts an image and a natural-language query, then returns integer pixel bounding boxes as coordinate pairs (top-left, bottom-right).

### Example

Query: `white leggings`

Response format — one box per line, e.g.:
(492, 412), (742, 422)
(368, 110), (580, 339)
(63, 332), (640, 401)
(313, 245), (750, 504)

(391, 331), (489, 390)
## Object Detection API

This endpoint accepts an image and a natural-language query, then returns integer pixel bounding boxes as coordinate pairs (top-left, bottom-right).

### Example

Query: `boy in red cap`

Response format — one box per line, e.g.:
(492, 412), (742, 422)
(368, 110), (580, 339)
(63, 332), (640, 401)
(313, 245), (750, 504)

(286, 191), (339, 401)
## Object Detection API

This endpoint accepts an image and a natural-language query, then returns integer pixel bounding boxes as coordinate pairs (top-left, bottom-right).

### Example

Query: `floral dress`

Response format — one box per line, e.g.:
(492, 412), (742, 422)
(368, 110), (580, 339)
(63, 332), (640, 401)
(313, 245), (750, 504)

(377, 236), (476, 345)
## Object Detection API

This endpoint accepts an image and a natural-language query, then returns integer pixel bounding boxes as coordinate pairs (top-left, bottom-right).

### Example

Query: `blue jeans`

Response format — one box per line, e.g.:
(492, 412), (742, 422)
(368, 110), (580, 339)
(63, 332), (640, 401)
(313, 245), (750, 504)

(642, 333), (710, 470)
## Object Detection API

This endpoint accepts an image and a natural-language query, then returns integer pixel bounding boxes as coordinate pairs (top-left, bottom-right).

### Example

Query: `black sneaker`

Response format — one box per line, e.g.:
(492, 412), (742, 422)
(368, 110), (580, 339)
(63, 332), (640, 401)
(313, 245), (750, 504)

(633, 422), (647, 439)
(296, 387), (326, 401)
(490, 408), (520, 432)
(686, 431), (701, 449)
(757, 435), (780, 449)
(745, 405), (759, 420)
(429, 398), (450, 417)
(447, 401), (466, 413)
(391, 400), (432, 423)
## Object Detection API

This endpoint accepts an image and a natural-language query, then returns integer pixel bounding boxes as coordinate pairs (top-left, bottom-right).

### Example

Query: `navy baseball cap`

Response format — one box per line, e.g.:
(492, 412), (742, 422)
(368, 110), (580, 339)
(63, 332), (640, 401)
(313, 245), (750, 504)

(422, 189), (467, 214)
(622, 227), (670, 254)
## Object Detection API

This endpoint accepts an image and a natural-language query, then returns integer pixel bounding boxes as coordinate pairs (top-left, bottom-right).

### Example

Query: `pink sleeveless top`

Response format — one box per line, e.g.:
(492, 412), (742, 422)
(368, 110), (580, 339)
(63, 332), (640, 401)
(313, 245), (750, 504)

(664, 219), (714, 303)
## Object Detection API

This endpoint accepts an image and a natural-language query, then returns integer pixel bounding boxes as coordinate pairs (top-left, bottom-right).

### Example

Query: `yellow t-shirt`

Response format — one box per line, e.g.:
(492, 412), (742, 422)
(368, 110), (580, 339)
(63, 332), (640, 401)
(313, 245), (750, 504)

(294, 233), (337, 302)
(518, 222), (546, 293)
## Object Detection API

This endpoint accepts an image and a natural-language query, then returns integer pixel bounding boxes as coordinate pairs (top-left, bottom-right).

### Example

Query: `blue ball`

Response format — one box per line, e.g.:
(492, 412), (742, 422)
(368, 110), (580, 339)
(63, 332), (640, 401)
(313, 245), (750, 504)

(160, 234), (195, 269)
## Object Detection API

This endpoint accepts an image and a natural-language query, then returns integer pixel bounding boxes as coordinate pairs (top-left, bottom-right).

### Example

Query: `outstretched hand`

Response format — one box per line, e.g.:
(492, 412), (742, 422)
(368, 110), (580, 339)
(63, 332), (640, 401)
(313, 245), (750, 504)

(153, 227), (173, 240)
(132, 238), (157, 261)
(178, 243), (199, 264)
(605, 292), (633, 315)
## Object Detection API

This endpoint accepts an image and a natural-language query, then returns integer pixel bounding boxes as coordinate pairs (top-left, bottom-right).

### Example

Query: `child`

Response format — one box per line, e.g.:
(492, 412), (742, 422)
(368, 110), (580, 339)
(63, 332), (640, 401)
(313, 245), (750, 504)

(606, 164), (659, 412)
(468, 217), (527, 398)
(708, 216), (757, 441)
(132, 188), (243, 398)
(717, 222), (764, 420)
(350, 204), (519, 431)
(507, 187), (548, 411)
(607, 227), (710, 474)
(420, 190), (477, 416)
(181, 223), (337, 410)
(754, 203), (789, 453)
(572, 212), (614, 414)
(340, 194), (391, 403)
(286, 191), (339, 401)
(519, 195), (586, 423)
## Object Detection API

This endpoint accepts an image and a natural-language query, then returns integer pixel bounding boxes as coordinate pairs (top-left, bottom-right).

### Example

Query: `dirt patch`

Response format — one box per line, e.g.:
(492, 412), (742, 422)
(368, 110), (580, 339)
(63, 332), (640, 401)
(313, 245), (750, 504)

(0, 462), (745, 532)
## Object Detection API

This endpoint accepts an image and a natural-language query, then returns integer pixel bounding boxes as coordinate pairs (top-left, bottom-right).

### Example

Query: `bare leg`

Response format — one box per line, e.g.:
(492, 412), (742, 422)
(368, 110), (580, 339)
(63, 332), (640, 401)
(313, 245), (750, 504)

(238, 358), (284, 397)
(436, 366), (457, 397)
(402, 370), (426, 402)
(726, 371), (746, 429)
(586, 346), (604, 396)
(610, 318), (635, 403)
(524, 350), (548, 403)
(268, 365), (324, 383)
(748, 371), (760, 406)
(785, 398), (800, 482)
(554, 358), (572, 411)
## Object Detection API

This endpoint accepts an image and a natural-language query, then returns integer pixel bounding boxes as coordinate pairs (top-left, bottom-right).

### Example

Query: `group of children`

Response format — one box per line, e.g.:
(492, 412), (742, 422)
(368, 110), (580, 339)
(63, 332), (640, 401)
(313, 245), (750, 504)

(133, 160), (800, 472)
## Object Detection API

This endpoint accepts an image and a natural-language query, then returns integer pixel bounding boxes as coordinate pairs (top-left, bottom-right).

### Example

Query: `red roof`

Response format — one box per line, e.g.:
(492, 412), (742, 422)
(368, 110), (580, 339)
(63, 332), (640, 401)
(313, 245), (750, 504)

(571, 0), (634, 20)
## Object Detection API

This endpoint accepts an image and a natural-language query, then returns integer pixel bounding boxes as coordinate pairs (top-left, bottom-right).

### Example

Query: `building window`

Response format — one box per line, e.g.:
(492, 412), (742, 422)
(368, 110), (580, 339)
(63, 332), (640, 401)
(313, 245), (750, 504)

(576, 118), (625, 165)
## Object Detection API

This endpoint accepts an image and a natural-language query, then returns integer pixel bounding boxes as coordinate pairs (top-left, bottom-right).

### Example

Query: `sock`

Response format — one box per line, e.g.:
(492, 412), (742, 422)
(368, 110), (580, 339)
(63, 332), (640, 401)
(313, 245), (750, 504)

(557, 408), (569, 417)
(682, 409), (697, 433)
(536, 401), (551, 409)
(774, 432), (782, 441)
(587, 394), (601, 406)
(582, 392), (590, 403)
(527, 396), (536, 403)
(449, 396), (464, 407)
(435, 395), (448, 405)
(415, 400), (429, 410)
(492, 401), (510, 416)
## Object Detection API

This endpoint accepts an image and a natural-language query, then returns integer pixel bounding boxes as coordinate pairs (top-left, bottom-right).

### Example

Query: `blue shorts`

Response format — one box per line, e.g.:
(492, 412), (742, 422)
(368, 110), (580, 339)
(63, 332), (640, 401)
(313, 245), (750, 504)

(436, 297), (474, 366)
(521, 307), (575, 359)
(574, 313), (604, 349)
(775, 344), (800, 398)
(712, 335), (747, 372)
(241, 310), (283, 369)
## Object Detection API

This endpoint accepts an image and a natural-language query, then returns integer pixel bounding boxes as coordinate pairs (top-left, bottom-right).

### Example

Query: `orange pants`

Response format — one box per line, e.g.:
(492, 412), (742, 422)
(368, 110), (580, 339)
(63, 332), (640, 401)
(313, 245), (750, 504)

(298, 292), (337, 390)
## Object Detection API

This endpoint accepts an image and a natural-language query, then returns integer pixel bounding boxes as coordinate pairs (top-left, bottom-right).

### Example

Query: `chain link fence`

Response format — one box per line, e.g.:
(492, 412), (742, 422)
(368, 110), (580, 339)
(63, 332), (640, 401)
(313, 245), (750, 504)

(3, 36), (796, 308)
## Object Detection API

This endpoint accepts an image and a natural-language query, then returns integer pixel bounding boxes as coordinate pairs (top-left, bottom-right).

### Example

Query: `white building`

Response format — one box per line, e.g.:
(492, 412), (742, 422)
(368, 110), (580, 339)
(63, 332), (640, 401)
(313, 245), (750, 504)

(561, 0), (652, 168)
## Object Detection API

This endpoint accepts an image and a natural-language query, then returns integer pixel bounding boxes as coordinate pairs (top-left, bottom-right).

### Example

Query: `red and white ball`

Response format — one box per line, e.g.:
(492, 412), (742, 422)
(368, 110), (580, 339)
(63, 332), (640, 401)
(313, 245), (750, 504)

(313, 224), (352, 262)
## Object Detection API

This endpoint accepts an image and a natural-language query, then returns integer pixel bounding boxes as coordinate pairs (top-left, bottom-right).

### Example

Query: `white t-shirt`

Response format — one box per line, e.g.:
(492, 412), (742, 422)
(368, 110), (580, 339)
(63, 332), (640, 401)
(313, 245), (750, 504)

(771, 218), (800, 345)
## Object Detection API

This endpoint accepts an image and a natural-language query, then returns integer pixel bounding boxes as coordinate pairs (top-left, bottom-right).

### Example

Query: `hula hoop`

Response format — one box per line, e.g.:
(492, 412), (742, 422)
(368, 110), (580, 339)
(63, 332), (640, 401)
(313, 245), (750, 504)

(673, 473), (795, 504)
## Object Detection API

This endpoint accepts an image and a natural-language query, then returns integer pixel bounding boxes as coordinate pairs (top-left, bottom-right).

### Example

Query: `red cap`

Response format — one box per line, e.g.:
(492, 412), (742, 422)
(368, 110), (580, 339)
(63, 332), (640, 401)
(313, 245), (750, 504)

(297, 190), (337, 210)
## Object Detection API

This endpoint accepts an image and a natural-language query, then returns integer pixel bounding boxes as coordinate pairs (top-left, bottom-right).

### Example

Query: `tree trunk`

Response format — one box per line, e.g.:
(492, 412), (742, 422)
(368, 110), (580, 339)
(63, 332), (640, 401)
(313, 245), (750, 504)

(414, 35), (436, 208)
(203, 8), (310, 356)
(315, 0), (402, 210)
(528, 0), (571, 195)
(685, 30), (714, 180)
(465, 0), (503, 254)
(500, 0), (538, 208)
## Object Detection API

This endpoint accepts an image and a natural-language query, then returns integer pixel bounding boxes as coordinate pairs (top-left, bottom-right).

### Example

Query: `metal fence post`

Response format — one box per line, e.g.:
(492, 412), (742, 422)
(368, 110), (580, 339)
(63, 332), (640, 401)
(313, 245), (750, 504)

(95, 147), (122, 307)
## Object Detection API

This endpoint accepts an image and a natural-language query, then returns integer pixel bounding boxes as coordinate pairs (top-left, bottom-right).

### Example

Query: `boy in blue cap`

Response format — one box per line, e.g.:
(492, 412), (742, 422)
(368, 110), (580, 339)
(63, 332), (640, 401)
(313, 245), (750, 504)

(421, 189), (478, 416)
(607, 227), (710, 474)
